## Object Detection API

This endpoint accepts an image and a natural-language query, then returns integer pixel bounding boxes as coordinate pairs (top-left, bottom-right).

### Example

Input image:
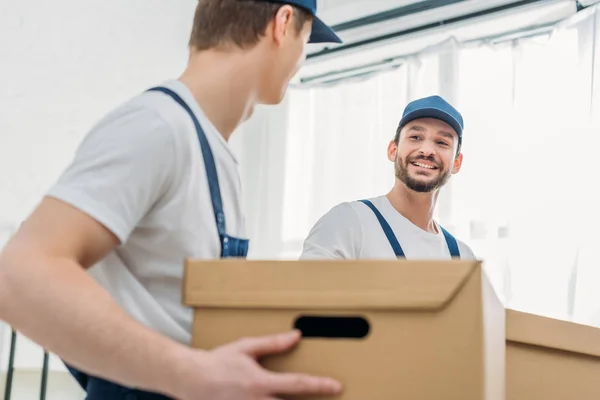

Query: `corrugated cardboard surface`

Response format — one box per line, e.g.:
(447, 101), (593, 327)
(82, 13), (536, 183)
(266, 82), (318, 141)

(506, 309), (600, 400)
(184, 260), (505, 400)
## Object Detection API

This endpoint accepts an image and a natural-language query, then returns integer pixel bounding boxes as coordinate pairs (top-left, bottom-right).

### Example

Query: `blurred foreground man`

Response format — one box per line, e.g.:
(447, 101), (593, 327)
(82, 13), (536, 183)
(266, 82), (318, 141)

(0, 1), (344, 399)
(301, 95), (476, 260)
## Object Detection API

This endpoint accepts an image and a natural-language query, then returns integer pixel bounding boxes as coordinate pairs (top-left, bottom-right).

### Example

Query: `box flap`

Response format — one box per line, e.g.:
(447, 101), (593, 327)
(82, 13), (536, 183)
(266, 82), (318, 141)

(506, 309), (600, 358)
(183, 259), (480, 311)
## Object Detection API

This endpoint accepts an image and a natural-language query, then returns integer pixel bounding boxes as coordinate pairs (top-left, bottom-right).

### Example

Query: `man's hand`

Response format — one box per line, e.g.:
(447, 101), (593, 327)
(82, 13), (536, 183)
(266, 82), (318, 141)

(175, 330), (343, 400)
(0, 198), (342, 399)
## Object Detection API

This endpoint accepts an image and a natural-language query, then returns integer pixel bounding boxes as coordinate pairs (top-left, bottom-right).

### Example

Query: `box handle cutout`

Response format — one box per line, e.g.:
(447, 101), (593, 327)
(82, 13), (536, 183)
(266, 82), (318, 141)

(293, 315), (370, 339)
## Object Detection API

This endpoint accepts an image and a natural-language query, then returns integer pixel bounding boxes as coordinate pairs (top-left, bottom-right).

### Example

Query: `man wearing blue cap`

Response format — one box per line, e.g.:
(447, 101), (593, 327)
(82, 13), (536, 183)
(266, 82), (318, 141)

(301, 95), (476, 261)
(0, 1), (342, 399)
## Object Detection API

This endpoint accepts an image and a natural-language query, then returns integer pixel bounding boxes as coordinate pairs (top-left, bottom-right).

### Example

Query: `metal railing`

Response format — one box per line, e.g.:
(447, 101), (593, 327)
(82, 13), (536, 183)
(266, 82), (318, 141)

(3, 328), (50, 400)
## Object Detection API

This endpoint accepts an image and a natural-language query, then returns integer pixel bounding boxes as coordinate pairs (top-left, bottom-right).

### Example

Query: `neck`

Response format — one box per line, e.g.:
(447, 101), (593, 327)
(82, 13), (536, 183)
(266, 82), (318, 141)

(386, 181), (439, 234)
(178, 48), (260, 141)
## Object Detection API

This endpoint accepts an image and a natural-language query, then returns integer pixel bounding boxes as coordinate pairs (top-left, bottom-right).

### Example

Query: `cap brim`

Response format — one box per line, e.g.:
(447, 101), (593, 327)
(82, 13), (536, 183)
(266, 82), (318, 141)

(399, 108), (463, 138)
(309, 15), (342, 44)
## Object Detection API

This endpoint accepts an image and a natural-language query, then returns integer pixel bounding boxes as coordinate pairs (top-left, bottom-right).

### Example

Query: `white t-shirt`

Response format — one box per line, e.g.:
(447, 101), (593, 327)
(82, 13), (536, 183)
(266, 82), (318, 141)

(47, 80), (246, 345)
(300, 195), (475, 260)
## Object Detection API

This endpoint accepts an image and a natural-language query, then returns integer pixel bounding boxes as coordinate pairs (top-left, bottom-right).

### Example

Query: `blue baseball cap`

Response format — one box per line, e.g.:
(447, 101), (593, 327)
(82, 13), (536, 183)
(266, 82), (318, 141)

(398, 95), (464, 144)
(262, 0), (342, 44)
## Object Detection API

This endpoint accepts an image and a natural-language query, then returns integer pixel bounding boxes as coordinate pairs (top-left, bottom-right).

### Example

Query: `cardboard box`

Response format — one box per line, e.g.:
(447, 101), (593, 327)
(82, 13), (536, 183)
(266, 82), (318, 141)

(183, 259), (505, 400)
(506, 309), (600, 400)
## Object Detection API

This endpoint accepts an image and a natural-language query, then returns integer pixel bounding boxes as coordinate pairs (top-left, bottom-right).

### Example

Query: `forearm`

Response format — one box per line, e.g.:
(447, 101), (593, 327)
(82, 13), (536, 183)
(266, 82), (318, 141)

(0, 252), (191, 397)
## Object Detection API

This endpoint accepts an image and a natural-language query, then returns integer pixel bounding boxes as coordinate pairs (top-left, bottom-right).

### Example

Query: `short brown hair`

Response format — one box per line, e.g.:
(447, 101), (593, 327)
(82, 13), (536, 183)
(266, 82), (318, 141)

(189, 0), (313, 51)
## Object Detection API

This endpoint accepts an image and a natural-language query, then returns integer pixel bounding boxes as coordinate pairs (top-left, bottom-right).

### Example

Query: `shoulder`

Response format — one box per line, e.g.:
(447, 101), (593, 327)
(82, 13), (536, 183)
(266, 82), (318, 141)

(344, 197), (392, 221)
(46, 92), (189, 245)
(313, 201), (371, 231)
(457, 238), (477, 259)
(300, 201), (364, 260)
(84, 94), (176, 151)
(315, 197), (395, 230)
(324, 201), (360, 219)
(78, 87), (200, 172)
(91, 82), (200, 144)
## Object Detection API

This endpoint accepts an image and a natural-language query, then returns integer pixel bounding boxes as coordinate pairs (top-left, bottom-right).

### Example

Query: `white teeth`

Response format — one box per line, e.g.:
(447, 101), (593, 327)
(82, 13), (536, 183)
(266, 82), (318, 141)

(413, 162), (435, 169)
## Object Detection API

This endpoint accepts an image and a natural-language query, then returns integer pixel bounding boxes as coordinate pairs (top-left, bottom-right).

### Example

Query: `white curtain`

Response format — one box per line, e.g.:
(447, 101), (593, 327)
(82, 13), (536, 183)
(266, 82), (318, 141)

(261, 5), (600, 326)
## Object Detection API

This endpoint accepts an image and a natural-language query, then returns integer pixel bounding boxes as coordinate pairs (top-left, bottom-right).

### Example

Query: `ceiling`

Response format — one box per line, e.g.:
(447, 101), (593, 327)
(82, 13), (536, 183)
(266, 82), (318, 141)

(316, 0), (423, 25)
(310, 0), (573, 56)
(295, 0), (580, 84)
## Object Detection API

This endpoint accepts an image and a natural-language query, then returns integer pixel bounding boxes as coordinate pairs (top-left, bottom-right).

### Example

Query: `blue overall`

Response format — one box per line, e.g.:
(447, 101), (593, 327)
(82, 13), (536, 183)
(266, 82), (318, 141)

(65, 86), (250, 399)
(358, 199), (460, 258)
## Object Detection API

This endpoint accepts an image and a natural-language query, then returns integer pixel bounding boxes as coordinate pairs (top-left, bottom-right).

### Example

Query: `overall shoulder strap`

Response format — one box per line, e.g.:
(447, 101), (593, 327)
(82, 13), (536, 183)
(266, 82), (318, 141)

(147, 86), (226, 238)
(440, 226), (461, 258)
(358, 199), (405, 258)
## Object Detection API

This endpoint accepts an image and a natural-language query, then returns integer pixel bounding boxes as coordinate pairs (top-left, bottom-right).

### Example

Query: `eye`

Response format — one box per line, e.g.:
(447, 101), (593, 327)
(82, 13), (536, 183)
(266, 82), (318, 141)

(410, 135), (421, 140)
(437, 141), (450, 147)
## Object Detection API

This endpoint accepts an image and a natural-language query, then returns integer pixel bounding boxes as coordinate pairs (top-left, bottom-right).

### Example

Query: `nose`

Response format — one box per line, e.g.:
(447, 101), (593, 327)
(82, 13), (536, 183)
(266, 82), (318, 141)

(418, 141), (436, 157)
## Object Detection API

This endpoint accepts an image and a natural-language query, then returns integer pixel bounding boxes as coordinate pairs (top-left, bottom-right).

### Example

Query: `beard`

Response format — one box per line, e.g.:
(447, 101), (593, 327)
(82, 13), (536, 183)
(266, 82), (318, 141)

(395, 154), (451, 193)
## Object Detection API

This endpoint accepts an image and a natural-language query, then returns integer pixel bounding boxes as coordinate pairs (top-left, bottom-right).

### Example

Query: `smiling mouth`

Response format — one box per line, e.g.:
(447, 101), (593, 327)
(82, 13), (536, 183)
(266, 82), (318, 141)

(410, 161), (438, 170)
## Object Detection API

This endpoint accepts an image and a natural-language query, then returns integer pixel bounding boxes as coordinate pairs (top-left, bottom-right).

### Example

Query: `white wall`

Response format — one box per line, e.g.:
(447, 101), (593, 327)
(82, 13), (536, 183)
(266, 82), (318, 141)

(0, 0), (197, 226)
(0, 0), (197, 396)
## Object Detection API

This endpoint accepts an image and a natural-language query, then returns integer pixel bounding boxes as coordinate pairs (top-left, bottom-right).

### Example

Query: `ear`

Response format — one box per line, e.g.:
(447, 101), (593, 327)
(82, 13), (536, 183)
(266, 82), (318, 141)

(270, 5), (295, 46)
(452, 152), (463, 174)
(387, 140), (397, 163)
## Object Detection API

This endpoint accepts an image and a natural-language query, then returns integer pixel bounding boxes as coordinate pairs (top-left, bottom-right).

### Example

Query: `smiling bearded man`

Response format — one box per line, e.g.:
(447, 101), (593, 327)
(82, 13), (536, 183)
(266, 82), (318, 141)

(300, 95), (476, 261)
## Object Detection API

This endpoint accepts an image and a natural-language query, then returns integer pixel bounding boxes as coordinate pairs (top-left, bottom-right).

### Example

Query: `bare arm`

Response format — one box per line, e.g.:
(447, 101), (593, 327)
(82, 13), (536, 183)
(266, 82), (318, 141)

(0, 197), (342, 399)
(300, 202), (362, 260)
(0, 197), (191, 395)
(0, 101), (342, 398)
